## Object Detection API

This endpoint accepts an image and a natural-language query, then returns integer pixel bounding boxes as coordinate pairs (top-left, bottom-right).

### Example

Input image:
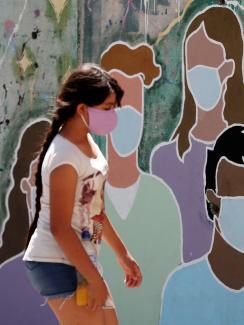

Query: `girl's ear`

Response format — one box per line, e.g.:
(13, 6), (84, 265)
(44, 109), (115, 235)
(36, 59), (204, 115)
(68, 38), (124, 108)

(206, 189), (221, 217)
(76, 103), (86, 116)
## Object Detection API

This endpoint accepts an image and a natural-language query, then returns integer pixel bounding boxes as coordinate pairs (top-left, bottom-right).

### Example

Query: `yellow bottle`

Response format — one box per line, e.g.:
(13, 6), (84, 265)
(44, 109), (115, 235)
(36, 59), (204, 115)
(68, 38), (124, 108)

(76, 281), (88, 306)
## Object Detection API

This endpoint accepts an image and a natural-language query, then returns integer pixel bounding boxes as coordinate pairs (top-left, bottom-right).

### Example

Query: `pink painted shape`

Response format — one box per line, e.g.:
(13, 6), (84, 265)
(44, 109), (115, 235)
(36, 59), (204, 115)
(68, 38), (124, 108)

(110, 71), (143, 113)
(186, 22), (225, 69)
(4, 20), (15, 32)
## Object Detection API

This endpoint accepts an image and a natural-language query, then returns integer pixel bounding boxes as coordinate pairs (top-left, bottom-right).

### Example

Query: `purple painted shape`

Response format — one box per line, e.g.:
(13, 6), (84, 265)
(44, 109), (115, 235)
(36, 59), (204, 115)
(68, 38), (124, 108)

(34, 9), (41, 17)
(151, 136), (213, 262)
(0, 256), (58, 325)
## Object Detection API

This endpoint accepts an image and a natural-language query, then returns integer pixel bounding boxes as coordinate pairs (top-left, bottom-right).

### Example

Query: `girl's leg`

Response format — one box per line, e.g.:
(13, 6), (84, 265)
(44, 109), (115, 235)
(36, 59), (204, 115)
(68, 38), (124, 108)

(48, 296), (105, 325)
(103, 309), (119, 325)
(48, 296), (119, 325)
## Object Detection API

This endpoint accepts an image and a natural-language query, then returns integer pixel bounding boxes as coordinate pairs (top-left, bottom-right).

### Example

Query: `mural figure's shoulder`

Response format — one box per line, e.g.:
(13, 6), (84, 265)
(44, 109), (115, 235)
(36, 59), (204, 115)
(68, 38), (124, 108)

(139, 170), (179, 204)
(163, 258), (210, 296)
(150, 139), (178, 175)
(160, 258), (212, 325)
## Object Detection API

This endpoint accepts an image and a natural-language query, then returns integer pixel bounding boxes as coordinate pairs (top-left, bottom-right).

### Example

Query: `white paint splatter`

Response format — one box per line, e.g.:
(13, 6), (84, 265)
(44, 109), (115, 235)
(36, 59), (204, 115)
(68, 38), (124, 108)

(122, 0), (136, 30)
(87, 0), (92, 12)
(142, 0), (156, 40)
(176, 0), (181, 17)
(225, 0), (244, 10)
(0, 0), (29, 70)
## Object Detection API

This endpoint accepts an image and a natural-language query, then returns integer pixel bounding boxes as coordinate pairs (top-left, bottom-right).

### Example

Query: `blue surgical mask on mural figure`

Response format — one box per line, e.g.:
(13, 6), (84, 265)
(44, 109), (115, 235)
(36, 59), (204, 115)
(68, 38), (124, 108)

(217, 197), (244, 253)
(110, 106), (143, 157)
(187, 64), (223, 111)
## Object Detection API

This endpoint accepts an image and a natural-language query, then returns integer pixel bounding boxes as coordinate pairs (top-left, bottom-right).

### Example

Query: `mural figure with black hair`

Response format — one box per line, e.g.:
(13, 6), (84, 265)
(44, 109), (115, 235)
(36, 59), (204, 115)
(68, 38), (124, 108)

(160, 124), (244, 325)
(151, 6), (244, 262)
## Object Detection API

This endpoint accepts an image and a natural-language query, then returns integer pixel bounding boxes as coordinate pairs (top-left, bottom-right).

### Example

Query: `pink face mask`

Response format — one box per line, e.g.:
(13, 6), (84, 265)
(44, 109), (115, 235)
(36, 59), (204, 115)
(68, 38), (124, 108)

(81, 107), (117, 136)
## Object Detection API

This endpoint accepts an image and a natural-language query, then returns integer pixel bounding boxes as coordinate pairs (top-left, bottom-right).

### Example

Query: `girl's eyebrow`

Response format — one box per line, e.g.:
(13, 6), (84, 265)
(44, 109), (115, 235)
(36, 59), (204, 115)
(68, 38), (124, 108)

(104, 101), (116, 105)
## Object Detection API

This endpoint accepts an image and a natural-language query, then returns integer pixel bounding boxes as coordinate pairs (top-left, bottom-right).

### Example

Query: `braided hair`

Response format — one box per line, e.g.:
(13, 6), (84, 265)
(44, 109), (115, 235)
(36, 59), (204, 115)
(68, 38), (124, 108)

(26, 63), (124, 246)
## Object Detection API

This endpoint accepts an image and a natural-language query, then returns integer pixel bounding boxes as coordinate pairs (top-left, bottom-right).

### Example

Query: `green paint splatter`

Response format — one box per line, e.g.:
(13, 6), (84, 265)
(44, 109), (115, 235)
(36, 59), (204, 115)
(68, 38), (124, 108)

(12, 45), (38, 81)
(56, 53), (73, 83)
(45, 0), (72, 36)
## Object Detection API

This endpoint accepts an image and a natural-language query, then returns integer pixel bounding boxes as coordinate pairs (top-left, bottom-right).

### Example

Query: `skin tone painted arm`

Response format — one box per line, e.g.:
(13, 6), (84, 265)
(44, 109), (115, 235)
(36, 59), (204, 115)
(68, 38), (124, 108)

(102, 214), (142, 288)
(50, 164), (108, 311)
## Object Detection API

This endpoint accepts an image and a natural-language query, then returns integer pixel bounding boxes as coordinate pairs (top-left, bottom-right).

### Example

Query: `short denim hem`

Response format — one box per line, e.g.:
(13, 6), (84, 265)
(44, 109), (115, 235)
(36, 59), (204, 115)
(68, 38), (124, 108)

(45, 290), (75, 300)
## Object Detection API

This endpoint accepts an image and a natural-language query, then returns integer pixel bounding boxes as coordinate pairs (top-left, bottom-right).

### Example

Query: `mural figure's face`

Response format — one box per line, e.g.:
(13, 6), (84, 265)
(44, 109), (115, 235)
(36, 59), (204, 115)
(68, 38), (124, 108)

(207, 158), (244, 253)
(186, 22), (235, 112)
(108, 70), (144, 157)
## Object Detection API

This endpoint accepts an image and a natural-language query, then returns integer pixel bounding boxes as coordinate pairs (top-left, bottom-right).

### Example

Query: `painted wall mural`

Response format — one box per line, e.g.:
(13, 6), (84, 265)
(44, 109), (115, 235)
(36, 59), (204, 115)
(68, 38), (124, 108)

(0, 0), (244, 324)
(100, 42), (181, 325)
(151, 5), (244, 263)
(160, 125), (244, 324)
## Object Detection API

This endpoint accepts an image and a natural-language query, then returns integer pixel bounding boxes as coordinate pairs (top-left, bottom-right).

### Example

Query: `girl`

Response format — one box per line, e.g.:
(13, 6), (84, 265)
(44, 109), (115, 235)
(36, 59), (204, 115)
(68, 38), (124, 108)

(23, 63), (142, 325)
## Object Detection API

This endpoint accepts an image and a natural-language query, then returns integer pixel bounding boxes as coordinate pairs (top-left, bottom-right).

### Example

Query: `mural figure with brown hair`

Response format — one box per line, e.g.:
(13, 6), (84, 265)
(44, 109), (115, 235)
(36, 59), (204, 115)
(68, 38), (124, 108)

(151, 6), (244, 263)
(160, 125), (244, 325)
(100, 42), (182, 325)
(0, 120), (57, 325)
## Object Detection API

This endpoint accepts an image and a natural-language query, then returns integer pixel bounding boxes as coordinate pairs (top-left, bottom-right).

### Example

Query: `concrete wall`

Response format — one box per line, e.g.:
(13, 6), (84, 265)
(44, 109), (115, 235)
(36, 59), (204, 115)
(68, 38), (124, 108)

(0, 1), (244, 324)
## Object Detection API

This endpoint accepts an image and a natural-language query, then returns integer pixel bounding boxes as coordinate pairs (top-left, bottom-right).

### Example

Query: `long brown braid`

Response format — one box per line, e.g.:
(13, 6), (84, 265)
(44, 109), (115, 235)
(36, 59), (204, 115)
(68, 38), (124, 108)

(26, 63), (124, 246)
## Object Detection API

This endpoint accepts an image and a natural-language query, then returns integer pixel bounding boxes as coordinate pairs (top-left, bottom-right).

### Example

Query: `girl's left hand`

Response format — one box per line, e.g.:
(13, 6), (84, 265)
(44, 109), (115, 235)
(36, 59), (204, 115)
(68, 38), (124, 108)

(117, 253), (142, 288)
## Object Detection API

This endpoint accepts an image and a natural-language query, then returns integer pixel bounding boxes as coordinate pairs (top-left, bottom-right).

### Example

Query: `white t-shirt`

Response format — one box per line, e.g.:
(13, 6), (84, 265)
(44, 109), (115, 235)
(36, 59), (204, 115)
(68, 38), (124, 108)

(23, 133), (108, 265)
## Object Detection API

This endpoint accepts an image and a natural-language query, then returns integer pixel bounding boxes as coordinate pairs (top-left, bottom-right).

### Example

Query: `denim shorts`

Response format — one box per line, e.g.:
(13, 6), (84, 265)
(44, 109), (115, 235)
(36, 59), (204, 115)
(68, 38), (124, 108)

(24, 261), (86, 300)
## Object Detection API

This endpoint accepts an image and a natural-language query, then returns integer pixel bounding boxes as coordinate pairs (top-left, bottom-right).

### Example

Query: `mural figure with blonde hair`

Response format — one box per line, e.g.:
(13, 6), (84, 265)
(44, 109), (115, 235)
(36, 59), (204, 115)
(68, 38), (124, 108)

(100, 42), (182, 325)
(151, 5), (244, 263)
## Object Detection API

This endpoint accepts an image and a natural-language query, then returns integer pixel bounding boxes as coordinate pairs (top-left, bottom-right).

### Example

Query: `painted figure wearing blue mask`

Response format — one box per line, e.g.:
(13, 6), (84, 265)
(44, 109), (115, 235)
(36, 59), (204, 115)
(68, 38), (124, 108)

(187, 63), (224, 111)
(110, 106), (143, 157)
(216, 197), (244, 253)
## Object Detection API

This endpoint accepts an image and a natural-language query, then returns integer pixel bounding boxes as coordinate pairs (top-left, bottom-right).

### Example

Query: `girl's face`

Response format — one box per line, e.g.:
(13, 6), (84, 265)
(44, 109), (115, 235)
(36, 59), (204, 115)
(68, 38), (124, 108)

(92, 92), (117, 111)
(78, 92), (118, 136)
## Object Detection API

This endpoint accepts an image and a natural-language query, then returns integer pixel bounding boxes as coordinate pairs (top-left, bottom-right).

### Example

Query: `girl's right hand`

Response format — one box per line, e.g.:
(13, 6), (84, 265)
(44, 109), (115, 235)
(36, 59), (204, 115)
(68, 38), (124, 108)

(87, 276), (109, 311)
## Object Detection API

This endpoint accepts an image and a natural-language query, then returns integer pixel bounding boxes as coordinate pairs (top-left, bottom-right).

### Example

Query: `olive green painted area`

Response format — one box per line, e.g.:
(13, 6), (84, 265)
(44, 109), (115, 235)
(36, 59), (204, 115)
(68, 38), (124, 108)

(12, 46), (38, 81)
(56, 53), (73, 83)
(45, 0), (72, 36)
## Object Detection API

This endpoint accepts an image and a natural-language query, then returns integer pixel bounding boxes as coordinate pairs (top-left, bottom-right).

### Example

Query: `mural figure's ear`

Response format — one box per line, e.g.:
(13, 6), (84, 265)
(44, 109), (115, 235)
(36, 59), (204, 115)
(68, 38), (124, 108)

(206, 189), (221, 217)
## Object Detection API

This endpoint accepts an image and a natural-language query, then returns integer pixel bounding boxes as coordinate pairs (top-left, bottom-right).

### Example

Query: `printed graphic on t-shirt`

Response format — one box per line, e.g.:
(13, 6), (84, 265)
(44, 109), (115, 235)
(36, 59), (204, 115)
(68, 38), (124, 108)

(80, 171), (106, 244)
